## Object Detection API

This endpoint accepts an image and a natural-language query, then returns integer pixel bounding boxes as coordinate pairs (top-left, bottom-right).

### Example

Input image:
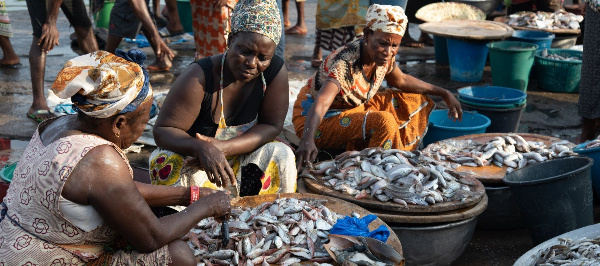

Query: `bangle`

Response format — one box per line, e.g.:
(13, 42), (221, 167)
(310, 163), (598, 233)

(190, 186), (200, 205)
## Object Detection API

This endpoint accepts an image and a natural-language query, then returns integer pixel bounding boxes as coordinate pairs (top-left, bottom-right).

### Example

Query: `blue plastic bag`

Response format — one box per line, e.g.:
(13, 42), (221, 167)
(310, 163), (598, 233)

(329, 214), (390, 242)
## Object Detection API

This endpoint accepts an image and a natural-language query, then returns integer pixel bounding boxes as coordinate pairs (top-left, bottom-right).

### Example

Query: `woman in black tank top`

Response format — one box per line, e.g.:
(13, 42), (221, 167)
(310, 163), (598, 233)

(149, 22), (297, 197)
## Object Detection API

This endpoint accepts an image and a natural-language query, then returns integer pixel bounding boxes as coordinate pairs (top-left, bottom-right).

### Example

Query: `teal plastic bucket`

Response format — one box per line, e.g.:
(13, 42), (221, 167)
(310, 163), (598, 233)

(434, 35), (448, 65)
(422, 110), (491, 147)
(177, 0), (193, 33)
(503, 157), (594, 245)
(487, 41), (538, 91)
(370, 0), (408, 9)
(574, 143), (600, 199)
(510, 30), (555, 50)
(446, 38), (489, 82)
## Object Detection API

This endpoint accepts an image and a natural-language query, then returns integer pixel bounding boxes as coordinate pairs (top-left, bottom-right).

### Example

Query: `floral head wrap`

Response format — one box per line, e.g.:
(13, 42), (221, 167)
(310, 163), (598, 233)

(51, 49), (152, 118)
(231, 0), (282, 45)
(366, 4), (408, 37)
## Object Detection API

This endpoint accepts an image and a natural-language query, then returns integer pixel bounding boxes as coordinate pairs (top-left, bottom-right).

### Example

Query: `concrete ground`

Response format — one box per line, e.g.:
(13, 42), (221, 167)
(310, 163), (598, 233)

(0, 0), (590, 265)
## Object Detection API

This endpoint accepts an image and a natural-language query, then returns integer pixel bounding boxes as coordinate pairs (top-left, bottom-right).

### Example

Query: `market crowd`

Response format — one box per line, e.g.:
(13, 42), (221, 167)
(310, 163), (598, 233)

(0, 0), (598, 264)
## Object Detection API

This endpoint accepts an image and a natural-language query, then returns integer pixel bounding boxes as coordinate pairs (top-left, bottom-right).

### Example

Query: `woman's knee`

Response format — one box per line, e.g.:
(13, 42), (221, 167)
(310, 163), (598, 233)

(368, 111), (399, 133)
(168, 239), (195, 266)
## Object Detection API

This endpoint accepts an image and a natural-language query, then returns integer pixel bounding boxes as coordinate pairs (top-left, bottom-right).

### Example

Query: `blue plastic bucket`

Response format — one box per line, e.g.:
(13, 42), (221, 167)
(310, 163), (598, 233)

(510, 30), (555, 50)
(574, 142), (600, 198)
(446, 38), (489, 82)
(458, 86), (527, 105)
(370, 0), (408, 9)
(434, 35), (449, 65)
(422, 110), (491, 147)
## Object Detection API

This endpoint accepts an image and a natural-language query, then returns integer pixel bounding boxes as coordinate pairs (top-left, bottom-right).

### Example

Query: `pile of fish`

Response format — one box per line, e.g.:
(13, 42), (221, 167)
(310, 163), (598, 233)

(326, 234), (405, 266)
(304, 147), (480, 207)
(185, 197), (344, 265)
(534, 237), (600, 265)
(540, 49), (581, 61)
(506, 11), (584, 30)
(582, 135), (600, 150)
(424, 134), (576, 173)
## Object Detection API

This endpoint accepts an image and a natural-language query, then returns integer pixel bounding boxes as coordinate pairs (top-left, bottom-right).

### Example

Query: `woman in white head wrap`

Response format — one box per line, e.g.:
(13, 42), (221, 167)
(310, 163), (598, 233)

(0, 50), (231, 265)
(293, 4), (463, 171)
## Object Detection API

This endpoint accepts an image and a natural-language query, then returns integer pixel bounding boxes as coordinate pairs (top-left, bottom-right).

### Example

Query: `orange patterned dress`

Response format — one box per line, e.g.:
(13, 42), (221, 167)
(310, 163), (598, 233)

(292, 38), (434, 151)
(190, 0), (238, 58)
(0, 121), (170, 265)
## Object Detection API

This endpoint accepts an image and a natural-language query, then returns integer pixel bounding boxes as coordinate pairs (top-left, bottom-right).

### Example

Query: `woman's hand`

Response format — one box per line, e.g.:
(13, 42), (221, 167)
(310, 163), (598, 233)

(201, 190), (231, 218)
(443, 91), (463, 122)
(191, 134), (236, 188)
(295, 137), (318, 173)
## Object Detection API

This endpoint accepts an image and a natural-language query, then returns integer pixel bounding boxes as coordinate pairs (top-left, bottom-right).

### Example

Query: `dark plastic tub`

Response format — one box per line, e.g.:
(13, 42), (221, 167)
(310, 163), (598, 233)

(503, 157), (594, 245)
(459, 101), (525, 133)
(573, 142), (600, 199)
(477, 185), (525, 230)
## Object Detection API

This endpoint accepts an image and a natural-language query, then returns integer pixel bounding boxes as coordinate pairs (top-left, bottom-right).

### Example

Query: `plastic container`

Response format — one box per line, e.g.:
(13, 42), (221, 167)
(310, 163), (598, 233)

(390, 217), (478, 265)
(458, 86), (527, 105)
(503, 157), (594, 245)
(93, 1), (115, 29)
(487, 41), (538, 91)
(459, 100), (525, 133)
(535, 49), (582, 93)
(422, 110), (491, 147)
(573, 142), (600, 199)
(477, 185), (525, 230)
(177, 0), (193, 33)
(370, 0), (408, 9)
(446, 38), (489, 82)
(509, 30), (555, 50)
(551, 34), (579, 49)
(434, 35), (449, 65)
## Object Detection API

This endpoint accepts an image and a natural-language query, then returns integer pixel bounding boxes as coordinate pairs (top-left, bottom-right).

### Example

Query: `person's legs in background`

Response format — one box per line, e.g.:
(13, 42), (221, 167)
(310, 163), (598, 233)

(0, 1), (20, 66)
(284, 0), (306, 35)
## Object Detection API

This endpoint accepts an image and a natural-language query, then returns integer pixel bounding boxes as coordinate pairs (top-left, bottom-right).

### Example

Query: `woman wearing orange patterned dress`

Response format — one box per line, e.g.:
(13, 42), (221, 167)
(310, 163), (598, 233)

(293, 4), (463, 171)
(190, 0), (238, 58)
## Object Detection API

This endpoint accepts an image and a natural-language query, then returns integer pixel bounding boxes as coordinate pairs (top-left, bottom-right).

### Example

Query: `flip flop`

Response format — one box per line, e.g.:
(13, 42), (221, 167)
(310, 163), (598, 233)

(401, 40), (425, 48)
(147, 65), (171, 72)
(26, 109), (56, 123)
(158, 27), (185, 38)
(311, 59), (323, 68)
(0, 62), (21, 69)
(285, 25), (307, 35)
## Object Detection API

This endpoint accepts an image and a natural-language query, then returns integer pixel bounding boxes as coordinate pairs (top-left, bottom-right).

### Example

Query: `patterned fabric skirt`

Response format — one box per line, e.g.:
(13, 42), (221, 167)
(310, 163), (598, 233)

(578, 7), (600, 119)
(0, 1), (12, 38)
(189, 0), (237, 58)
(293, 88), (435, 151)
(316, 26), (357, 52)
(149, 142), (297, 200)
(0, 217), (171, 265)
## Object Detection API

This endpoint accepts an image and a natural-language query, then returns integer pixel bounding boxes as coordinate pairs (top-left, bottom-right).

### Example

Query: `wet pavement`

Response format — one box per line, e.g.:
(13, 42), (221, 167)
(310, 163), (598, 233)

(0, 0), (591, 265)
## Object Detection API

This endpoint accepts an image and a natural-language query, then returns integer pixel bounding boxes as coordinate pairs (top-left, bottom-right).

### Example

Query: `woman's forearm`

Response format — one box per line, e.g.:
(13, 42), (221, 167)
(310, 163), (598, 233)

(135, 182), (190, 207)
(400, 74), (449, 96)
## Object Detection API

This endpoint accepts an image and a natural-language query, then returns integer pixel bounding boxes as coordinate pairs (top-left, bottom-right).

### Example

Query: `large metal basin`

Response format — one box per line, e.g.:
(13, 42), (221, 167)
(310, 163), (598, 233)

(448, 0), (502, 16)
(390, 217), (478, 266)
(477, 185), (525, 230)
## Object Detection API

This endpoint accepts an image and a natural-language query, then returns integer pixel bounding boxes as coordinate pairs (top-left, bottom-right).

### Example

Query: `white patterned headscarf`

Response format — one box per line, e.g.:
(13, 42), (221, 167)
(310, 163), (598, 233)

(231, 0), (282, 45)
(51, 50), (152, 118)
(366, 4), (409, 37)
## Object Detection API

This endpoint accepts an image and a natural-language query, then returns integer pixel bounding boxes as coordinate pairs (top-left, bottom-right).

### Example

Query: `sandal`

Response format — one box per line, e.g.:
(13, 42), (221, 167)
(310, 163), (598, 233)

(401, 39), (425, 48)
(285, 25), (307, 35)
(147, 65), (171, 72)
(311, 59), (323, 68)
(26, 109), (56, 123)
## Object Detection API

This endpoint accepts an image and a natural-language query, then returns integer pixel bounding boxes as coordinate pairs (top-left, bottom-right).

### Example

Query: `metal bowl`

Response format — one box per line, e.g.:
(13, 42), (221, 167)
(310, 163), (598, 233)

(448, 0), (502, 16)
(390, 217), (478, 266)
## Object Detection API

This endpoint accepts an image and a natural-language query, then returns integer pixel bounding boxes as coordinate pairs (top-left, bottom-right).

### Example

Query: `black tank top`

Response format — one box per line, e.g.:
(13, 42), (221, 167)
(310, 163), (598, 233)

(186, 55), (285, 137)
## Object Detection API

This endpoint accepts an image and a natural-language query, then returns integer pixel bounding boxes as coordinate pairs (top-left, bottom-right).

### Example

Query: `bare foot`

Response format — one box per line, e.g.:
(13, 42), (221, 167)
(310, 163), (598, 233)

(0, 57), (20, 66)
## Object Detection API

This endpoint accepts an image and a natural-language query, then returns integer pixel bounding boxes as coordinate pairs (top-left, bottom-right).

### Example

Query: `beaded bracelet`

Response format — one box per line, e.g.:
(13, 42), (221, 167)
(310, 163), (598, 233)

(190, 186), (200, 205)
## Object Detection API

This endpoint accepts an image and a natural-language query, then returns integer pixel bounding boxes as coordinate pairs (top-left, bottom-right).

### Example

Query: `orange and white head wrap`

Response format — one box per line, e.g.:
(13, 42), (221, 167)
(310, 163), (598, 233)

(366, 4), (408, 37)
(51, 50), (152, 118)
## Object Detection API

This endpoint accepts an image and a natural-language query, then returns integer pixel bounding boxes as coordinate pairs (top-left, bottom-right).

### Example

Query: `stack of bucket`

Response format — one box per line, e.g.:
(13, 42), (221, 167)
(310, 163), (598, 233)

(487, 41), (538, 91)
(457, 86), (527, 133)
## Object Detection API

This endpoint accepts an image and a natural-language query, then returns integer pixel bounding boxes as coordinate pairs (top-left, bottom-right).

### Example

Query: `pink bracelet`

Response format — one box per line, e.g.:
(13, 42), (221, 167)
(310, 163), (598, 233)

(190, 186), (200, 205)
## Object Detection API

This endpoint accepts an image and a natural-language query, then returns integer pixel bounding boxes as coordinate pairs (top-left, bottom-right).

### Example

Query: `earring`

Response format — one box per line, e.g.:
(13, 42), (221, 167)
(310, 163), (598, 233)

(115, 131), (120, 138)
